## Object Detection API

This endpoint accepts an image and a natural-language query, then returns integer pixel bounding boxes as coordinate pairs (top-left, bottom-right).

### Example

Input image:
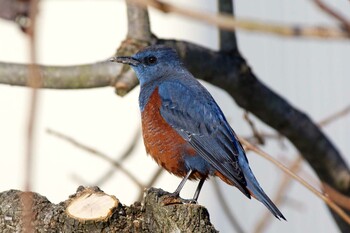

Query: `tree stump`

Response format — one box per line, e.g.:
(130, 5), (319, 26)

(0, 186), (218, 232)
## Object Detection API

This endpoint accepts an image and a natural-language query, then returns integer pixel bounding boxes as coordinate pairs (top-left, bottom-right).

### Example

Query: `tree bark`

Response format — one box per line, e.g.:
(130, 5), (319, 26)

(0, 186), (217, 233)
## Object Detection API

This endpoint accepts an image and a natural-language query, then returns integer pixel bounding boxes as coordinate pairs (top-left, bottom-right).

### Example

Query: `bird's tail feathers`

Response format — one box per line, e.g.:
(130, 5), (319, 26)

(246, 175), (286, 220)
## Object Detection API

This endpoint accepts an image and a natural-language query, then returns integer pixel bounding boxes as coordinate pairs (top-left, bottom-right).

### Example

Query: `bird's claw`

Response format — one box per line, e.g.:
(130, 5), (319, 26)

(161, 192), (198, 206)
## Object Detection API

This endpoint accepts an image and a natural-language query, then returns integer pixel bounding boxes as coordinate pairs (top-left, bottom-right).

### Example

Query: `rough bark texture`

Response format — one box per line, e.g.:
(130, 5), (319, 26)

(0, 186), (217, 233)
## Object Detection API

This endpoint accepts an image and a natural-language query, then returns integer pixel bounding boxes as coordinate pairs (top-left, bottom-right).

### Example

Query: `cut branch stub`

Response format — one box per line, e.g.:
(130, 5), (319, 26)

(0, 0), (31, 32)
(65, 186), (119, 222)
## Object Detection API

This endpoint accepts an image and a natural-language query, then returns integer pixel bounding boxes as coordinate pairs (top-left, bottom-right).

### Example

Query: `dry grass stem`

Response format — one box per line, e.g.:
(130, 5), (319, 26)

(323, 183), (350, 211)
(239, 137), (350, 225)
(318, 105), (350, 127)
(254, 157), (303, 233)
(244, 112), (264, 145)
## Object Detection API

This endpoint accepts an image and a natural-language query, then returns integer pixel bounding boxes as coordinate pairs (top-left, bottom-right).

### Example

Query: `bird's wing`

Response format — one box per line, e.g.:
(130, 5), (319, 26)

(158, 80), (250, 197)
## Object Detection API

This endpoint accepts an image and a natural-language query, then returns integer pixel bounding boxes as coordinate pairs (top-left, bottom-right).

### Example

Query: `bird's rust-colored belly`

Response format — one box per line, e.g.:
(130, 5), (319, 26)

(141, 88), (195, 178)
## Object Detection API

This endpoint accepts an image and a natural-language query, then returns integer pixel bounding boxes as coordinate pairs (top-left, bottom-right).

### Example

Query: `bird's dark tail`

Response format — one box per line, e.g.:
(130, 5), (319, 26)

(245, 172), (286, 220)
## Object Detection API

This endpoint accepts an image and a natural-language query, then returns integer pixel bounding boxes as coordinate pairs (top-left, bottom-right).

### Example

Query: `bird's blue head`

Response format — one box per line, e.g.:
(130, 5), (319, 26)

(110, 45), (183, 86)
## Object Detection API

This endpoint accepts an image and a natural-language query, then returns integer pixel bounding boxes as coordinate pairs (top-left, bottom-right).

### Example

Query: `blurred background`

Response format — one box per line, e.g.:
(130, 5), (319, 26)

(0, 0), (349, 232)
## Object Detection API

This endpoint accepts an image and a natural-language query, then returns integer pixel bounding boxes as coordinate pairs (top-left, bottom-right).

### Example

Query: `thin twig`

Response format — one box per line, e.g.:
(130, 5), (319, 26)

(239, 137), (350, 225)
(254, 157), (303, 233)
(93, 127), (141, 186)
(212, 179), (246, 233)
(312, 0), (350, 32)
(251, 104), (350, 231)
(46, 128), (143, 189)
(318, 105), (350, 127)
(243, 111), (265, 145)
(22, 0), (39, 232)
(127, 0), (349, 39)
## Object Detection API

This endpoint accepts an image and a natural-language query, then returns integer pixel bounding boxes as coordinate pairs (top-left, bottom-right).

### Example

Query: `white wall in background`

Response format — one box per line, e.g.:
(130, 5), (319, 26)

(0, 1), (349, 232)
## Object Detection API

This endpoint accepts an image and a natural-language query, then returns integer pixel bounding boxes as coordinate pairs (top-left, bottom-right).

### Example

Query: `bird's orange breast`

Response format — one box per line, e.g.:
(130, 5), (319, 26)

(141, 87), (198, 178)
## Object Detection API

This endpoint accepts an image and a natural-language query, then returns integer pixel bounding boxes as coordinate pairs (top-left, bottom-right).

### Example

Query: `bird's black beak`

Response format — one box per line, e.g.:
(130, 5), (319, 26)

(109, 56), (140, 66)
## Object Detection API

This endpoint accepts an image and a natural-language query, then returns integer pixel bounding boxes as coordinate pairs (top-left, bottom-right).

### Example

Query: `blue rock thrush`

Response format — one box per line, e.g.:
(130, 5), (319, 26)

(110, 45), (286, 220)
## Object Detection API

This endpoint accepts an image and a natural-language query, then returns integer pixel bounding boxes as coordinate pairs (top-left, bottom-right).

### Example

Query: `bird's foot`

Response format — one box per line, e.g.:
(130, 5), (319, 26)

(162, 192), (197, 206)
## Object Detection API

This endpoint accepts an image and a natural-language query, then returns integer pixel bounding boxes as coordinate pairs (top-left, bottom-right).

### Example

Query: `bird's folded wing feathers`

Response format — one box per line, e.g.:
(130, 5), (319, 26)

(158, 81), (250, 197)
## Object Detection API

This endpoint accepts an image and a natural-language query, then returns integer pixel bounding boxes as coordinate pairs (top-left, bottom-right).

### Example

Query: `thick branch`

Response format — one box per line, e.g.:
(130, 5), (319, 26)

(0, 61), (122, 89)
(0, 187), (217, 232)
(1, 40), (349, 202)
(126, 1), (152, 41)
(217, 0), (237, 52)
(114, 3), (152, 95)
(1, 40), (349, 199)
(158, 38), (350, 232)
(159, 38), (350, 189)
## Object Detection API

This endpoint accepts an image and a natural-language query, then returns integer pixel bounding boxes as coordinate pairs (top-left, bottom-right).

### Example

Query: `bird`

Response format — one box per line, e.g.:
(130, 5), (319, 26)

(110, 45), (286, 220)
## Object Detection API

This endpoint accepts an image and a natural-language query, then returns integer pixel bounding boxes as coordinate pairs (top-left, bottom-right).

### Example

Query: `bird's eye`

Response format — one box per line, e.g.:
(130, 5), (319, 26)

(146, 56), (157, 65)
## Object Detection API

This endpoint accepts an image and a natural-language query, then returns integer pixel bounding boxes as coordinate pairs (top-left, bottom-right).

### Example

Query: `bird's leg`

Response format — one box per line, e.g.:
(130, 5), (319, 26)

(172, 169), (193, 197)
(192, 177), (205, 202)
(163, 170), (205, 205)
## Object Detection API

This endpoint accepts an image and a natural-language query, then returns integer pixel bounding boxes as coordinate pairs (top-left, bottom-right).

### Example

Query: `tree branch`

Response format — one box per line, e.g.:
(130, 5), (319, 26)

(1, 38), (349, 229)
(156, 38), (350, 232)
(159, 38), (350, 189)
(22, 1), (40, 232)
(126, 1), (152, 41)
(0, 0), (31, 31)
(1, 37), (349, 201)
(312, 0), (350, 32)
(217, 0), (237, 52)
(113, 3), (152, 95)
(128, 0), (349, 39)
(240, 136), (350, 225)
(46, 128), (143, 189)
(0, 61), (121, 89)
